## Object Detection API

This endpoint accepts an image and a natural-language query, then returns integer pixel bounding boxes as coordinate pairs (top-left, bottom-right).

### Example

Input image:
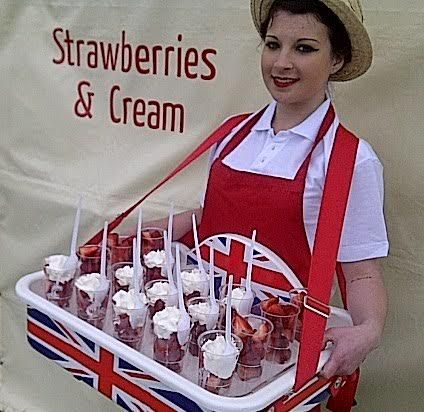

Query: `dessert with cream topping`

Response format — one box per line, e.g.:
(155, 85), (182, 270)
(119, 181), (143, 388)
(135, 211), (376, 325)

(198, 331), (242, 394)
(75, 272), (110, 329)
(145, 279), (178, 321)
(219, 284), (255, 316)
(141, 228), (164, 257)
(112, 263), (144, 293)
(180, 267), (209, 306)
(187, 296), (220, 356)
(77, 245), (106, 276)
(143, 250), (167, 283)
(112, 289), (148, 350)
(152, 306), (188, 372)
(43, 254), (78, 307)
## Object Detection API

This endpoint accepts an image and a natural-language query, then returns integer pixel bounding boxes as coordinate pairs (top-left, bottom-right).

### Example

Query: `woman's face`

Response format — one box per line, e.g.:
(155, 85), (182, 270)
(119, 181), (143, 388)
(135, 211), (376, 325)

(261, 11), (344, 112)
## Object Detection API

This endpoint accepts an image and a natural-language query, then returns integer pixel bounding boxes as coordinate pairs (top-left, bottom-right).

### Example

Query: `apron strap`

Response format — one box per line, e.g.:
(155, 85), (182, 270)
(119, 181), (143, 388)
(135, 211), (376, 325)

(84, 112), (251, 245)
(294, 125), (359, 395)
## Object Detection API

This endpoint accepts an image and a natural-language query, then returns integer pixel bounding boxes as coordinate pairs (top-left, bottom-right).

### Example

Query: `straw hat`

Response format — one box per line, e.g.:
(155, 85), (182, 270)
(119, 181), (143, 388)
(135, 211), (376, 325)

(250, 0), (373, 81)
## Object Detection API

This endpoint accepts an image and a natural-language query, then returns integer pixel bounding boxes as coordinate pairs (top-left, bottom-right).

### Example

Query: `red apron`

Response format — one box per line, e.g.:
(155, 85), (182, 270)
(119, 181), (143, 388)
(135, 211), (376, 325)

(199, 106), (335, 287)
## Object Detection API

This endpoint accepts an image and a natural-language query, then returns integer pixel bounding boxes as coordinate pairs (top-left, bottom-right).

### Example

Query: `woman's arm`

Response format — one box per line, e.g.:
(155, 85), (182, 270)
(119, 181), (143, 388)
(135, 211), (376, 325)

(321, 258), (388, 378)
(145, 207), (203, 241)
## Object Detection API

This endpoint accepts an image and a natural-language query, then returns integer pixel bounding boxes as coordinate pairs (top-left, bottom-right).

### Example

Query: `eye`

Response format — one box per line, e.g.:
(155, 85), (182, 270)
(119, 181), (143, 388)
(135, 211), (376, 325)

(265, 40), (279, 50)
(297, 44), (318, 53)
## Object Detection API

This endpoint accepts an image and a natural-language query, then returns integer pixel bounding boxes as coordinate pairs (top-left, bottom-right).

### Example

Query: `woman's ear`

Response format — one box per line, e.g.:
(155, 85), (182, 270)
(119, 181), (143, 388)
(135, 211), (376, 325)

(331, 55), (345, 75)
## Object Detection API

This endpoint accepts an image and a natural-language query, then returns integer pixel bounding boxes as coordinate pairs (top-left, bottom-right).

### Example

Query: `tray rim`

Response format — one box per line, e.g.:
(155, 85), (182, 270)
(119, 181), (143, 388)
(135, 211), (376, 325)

(16, 270), (350, 412)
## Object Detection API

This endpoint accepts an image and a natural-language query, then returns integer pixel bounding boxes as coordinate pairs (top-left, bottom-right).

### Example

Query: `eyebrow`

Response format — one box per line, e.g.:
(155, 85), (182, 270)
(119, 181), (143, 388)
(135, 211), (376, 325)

(265, 35), (320, 44)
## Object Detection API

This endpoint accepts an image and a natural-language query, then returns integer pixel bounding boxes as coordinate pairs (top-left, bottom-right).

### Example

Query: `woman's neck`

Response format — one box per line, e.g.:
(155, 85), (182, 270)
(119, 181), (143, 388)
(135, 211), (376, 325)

(272, 96), (327, 133)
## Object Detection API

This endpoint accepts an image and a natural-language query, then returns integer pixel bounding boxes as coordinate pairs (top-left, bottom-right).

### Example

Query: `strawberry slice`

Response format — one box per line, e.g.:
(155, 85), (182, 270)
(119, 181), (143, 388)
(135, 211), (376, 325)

(253, 322), (271, 342)
(78, 245), (100, 257)
(233, 312), (255, 336)
(267, 303), (298, 317)
(260, 296), (279, 312)
(107, 233), (119, 247)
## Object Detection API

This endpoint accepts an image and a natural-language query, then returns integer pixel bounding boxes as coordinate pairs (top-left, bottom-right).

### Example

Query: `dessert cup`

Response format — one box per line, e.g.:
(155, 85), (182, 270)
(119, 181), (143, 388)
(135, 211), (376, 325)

(232, 314), (273, 381)
(43, 255), (78, 308)
(108, 233), (134, 265)
(198, 330), (242, 395)
(181, 266), (209, 307)
(145, 279), (178, 322)
(260, 299), (299, 364)
(112, 298), (147, 350)
(187, 296), (222, 357)
(77, 245), (110, 277)
(289, 288), (308, 341)
(112, 262), (143, 294)
(219, 283), (256, 316)
(75, 274), (110, 329)
(143, 249), (167, 284)
(141, 227), (165, 257)
(152, 306), (189, 373)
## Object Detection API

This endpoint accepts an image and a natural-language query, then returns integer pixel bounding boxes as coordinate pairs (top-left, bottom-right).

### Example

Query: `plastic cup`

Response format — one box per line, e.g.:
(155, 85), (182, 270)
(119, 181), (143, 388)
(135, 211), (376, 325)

(109, 235), (134, 265)
(112, 304), (147, 350)
(75, 277), (110, 329)
(181, 266), (210, 307)
(261, 302), (299, 364)
(187, 296), (222, 357)
(289, 287), (308, 341)
(153, 330), (189, 373)
(43, 261), (78, 308)
(112, 262), (144, 294)
(141, 227), (165, 257)
(219, 283), (256, 316)
(198, 330), (243, 395)
(145, 279), (178, 322)
(233, 315), (273, 381)
(77, 245), (110, 277)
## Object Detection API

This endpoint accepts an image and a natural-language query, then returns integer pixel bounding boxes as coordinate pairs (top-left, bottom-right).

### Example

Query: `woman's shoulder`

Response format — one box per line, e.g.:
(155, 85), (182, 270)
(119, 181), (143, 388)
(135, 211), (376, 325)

(356, 137), (384, 168)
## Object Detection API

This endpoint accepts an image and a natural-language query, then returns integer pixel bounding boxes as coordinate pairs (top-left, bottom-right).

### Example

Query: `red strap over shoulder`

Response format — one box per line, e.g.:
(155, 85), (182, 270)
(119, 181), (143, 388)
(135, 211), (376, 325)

(294, 125), (359, 393)
(84, 113), (251, 245)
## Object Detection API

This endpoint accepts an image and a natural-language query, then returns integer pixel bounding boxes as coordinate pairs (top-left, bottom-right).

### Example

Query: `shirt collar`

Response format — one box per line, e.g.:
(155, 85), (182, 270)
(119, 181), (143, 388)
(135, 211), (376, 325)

(252, 99), (332, 142)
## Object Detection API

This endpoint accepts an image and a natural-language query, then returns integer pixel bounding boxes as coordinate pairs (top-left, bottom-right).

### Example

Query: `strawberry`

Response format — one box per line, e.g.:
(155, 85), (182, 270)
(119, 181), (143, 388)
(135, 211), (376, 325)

(121, 235), (135, 246)
(260, 296), (279, 312)
(267, 303), (298, 317)
(78, 245), (100, 257)
(233, 312), (255, 336)
(253, 322), (271, 342)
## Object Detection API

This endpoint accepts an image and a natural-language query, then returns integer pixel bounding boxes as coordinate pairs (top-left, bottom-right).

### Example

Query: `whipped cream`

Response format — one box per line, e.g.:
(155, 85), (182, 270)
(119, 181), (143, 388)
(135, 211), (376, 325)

(44, 254), (77, 282)
(201, 335), (239, 379)
(75, 273), (109, 301)
(112, 289), (147, 329)
(145, 281), (173, 304)
(114, 265), (144, 287)
(153, 306), (181, 339)
(224, 287), (249, 314)
(181, 268), (209, 295)
(188, 301), (217, 327)
(143, 250), (166, 269)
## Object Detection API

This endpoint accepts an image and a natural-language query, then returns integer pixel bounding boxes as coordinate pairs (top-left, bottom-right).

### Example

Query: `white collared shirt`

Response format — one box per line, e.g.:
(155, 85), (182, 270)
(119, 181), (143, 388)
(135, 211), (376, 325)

(203, 100), (389, 262)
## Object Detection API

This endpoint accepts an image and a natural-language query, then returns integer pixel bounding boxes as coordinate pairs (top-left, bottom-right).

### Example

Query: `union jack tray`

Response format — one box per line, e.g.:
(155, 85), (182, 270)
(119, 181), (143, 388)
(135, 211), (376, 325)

(15, 234), (352, 412)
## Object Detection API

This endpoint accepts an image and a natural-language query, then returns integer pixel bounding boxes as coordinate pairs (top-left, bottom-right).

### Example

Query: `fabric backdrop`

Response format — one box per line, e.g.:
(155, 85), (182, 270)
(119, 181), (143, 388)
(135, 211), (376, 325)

(1, 0), (423, 411)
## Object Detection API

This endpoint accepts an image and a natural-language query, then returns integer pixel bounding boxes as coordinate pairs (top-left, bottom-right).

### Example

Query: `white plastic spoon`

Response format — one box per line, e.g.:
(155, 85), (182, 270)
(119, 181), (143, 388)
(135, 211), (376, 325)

(136, 208), (143, 291)
(64, 196), (82, 270)
(206, 246), (219, 330)
(224, 275), (236, 355)
(238, 230), (256, 315)
(163, 229), (178, 306)
(175, 243), (190, 345)
(191, 213), (206, 275)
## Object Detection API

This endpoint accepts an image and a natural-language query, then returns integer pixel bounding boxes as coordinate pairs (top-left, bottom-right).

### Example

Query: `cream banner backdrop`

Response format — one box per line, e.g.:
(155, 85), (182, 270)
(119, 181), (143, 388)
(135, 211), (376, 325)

(1, 1), (423, 411)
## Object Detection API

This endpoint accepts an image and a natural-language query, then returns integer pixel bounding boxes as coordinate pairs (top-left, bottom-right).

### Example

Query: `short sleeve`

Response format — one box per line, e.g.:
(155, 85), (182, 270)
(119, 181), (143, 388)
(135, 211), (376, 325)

(338, 144), (389, 262)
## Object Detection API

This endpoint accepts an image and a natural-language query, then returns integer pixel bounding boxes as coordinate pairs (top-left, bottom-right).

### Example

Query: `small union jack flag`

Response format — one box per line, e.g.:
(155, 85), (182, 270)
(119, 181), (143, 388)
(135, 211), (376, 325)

(183, 233), (304, 303)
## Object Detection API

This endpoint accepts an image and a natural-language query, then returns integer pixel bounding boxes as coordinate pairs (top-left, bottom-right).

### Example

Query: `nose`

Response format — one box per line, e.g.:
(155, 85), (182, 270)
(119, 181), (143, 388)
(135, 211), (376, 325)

(273, 49), (294, 70)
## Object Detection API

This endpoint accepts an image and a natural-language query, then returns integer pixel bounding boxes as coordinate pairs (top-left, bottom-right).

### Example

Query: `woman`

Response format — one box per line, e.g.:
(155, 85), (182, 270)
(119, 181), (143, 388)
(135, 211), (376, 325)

(141, 0), (388, 406)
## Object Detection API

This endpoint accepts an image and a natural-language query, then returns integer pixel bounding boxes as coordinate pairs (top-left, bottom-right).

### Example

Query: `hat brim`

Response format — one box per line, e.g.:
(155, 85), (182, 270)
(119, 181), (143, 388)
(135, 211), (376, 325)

(250, 0), (373, 81)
